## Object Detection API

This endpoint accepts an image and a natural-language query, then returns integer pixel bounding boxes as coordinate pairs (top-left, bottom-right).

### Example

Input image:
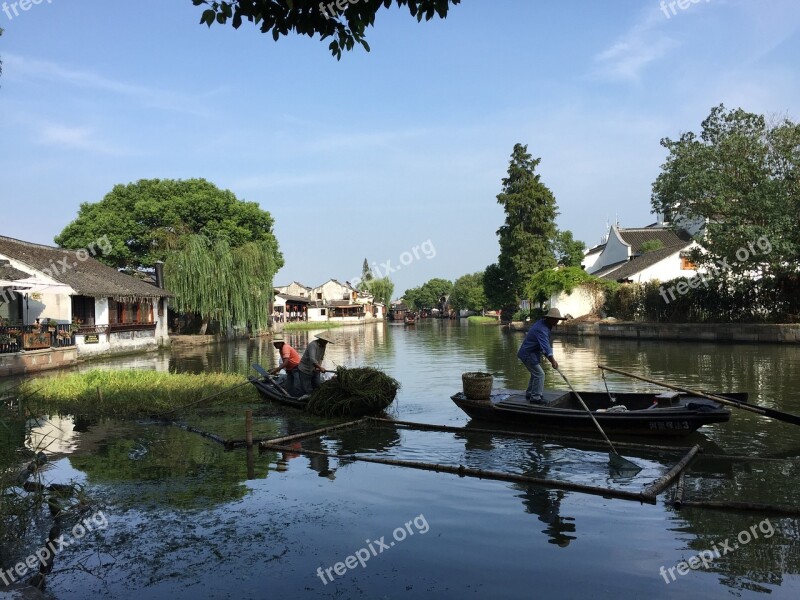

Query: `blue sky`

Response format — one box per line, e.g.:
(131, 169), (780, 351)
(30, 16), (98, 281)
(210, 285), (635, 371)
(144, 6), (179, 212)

(1, 0), (798, 295)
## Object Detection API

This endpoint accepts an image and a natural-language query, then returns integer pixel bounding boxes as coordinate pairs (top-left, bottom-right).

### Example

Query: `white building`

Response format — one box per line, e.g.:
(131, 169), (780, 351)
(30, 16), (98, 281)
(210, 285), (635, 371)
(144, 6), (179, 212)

(0, 235), (170, 358)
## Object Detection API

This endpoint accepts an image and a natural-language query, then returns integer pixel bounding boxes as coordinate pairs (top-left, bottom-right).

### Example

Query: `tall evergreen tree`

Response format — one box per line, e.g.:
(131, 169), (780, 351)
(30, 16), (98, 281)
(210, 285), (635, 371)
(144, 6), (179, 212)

(489, 144), (559, 305)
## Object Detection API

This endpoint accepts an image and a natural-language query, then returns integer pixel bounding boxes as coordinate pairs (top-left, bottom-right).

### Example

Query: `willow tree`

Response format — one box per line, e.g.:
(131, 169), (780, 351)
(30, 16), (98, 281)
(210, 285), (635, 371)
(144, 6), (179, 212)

(164, 235), (279, 333)
(362, 277), (394, 305)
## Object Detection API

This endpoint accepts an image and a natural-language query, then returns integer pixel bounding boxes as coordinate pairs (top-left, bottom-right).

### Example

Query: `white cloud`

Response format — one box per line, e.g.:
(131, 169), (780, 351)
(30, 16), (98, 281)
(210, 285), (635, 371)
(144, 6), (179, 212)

(37, 124), (124, 155)
(2, 53), (217, 116)
(593, 8), (678, 82)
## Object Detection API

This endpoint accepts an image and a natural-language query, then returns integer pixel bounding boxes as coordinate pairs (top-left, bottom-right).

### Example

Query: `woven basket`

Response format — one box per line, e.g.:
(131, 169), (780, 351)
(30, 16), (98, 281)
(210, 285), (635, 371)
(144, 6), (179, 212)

(462, 372), (493, 400)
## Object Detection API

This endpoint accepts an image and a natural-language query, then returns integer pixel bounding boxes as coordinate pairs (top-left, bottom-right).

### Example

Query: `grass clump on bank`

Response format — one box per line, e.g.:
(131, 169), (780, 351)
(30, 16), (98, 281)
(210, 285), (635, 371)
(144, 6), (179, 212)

(283, 322), (343, 331)
(19, 370), (259, 418)
(305, 367), (399, 417)
(467, 316), (499, 325)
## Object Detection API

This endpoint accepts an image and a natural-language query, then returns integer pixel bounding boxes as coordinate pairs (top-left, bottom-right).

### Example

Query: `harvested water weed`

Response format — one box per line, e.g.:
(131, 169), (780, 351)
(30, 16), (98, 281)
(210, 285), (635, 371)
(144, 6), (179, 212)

(305, 367), (399, 417)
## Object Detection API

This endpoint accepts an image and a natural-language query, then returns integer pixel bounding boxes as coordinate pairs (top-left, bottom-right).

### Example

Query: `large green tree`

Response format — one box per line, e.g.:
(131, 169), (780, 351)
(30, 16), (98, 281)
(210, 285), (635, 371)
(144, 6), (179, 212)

(553, 230), (586, 268)
(652, 105), (800, 278)
(403, 278), (452, 310)
(449, 272), (487, 313)
(194, 0), (461, 59)
(55, 178), (282, 271)
(485, 143), (559, 309)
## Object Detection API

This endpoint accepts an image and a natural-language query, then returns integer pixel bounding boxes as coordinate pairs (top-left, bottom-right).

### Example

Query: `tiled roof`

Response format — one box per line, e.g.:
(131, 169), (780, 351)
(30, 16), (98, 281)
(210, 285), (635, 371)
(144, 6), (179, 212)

(601, 243), (692, 281)
(0, 260), (31, 281)
(617, 227), (691, 253)
(592, 260), (627, 278)
(0, 235), (170, 299)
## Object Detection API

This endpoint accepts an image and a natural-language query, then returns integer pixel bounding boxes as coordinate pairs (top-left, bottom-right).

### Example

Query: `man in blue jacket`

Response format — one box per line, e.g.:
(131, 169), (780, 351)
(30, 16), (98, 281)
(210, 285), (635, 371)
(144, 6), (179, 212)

(517, 308), (567, 404)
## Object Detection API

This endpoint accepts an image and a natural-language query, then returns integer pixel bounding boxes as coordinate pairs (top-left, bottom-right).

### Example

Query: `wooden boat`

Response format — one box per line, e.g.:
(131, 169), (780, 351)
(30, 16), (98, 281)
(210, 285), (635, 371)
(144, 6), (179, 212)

(451, 389), (745, 437)
(248, 364), (308, 409)
(404, 314), (417, 325)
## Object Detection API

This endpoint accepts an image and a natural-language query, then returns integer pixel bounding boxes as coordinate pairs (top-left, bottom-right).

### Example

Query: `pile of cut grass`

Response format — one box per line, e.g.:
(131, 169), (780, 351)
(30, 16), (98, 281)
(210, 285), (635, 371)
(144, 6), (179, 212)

(305, 367), (399, 418)
(19, 370), (259, 418)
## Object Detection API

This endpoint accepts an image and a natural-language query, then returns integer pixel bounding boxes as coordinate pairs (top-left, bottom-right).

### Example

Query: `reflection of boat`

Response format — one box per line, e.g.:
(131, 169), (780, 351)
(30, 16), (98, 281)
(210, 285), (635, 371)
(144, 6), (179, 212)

(451, 389), (744, 437)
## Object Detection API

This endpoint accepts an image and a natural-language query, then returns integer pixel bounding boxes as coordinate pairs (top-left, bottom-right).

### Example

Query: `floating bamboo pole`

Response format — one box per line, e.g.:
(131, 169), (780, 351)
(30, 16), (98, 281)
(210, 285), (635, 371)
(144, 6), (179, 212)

(169, 421), (229, 447)
(700, 453), (800, 463)
(260, 441), (658, 504)
(642, 445), (701, 497)
(367, 417), (688, 453)
(257, 419), (369, 449)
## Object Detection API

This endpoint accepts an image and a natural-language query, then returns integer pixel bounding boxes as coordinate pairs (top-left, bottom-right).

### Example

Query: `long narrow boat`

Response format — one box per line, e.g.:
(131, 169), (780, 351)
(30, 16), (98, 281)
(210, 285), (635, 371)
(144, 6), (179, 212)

(451, 389), (745, 437)
(248, 364), (308, 409)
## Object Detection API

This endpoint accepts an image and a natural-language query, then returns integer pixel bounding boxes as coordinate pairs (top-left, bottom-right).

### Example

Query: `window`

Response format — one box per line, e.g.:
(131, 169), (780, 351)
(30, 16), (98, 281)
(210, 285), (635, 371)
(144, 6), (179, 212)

(71, 295), (96, 326)
(317, 292), (323, 300)
(680, 256), (696, 270)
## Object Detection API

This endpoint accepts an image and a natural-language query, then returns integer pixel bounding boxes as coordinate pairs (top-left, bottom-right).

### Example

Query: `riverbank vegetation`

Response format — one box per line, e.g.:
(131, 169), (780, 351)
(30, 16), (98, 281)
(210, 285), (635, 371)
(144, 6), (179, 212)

(19, 370), (259, 418)
(467, 316), (498, 325)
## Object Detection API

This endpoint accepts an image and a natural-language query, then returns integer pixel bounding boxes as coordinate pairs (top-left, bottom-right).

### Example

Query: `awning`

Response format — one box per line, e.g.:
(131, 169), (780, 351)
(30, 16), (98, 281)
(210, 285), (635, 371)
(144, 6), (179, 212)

(0, 277), (76, 295)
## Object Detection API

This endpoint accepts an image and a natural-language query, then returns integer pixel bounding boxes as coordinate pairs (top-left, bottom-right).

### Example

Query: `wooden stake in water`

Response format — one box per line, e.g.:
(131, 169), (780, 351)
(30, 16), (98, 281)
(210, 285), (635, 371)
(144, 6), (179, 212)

(245, 410), (253, 447)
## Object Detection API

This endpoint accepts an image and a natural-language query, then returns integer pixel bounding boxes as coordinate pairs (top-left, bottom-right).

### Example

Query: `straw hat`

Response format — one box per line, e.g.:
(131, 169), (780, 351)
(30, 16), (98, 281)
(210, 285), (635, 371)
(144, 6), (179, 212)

(544, 308), (567, 320)
(314, 331), (335, 344)
(272, 334), (285, 343)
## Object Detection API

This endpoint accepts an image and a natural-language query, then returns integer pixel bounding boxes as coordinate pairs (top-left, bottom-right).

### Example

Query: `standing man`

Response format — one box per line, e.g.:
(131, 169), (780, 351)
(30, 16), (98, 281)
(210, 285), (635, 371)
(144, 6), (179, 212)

(298, 332), (335, 395)
(517, 308), (567, 404)
(269, 334), (301, 395)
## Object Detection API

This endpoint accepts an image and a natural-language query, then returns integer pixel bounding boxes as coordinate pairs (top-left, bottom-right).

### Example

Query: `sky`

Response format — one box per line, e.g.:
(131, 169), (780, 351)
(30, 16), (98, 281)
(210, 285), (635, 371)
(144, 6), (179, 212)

(1, 0), (799, 296)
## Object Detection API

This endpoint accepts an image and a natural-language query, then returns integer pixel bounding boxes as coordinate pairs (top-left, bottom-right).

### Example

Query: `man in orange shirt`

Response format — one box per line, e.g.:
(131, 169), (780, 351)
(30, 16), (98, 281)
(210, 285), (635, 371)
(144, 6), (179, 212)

(269, 334), (301, 396)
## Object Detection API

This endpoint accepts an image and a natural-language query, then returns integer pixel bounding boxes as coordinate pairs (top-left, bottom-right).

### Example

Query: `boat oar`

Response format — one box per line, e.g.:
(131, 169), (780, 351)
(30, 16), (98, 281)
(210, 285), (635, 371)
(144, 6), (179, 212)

(555, 367), (640, 472)
(598, 365), (800, 427)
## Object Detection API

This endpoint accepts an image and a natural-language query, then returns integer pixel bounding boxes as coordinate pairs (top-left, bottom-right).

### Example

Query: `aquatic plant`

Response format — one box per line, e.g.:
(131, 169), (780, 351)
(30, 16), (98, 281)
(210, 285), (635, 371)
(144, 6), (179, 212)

(19, 370), (260, 418)
(305, 367), (399, 418)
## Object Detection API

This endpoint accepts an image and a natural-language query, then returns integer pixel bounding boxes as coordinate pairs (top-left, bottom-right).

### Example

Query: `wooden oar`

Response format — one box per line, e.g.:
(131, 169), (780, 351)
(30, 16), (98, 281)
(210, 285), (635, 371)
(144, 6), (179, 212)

(555, 367), (641, 472)
(598, 365), (800, 427)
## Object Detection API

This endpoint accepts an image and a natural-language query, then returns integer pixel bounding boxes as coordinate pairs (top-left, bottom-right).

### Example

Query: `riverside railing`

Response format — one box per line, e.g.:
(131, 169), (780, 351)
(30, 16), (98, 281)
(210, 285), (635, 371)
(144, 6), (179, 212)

(0, 323), (76, 354)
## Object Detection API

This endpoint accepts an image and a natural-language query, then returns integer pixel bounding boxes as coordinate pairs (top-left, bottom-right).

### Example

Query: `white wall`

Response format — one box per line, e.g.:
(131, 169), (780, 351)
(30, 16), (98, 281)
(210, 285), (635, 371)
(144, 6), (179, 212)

(621, 245), (703, 284)
(588, 226), (630, 274)
(549, 285), (605, 319)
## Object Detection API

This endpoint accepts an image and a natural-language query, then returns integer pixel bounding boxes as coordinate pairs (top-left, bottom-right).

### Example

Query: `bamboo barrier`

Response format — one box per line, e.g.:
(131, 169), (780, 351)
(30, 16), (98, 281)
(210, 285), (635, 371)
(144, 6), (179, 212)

(257, 419), (369, 448)
(169, 421), (229, 447)
(367, 417), (689, 453)
(642, 445), (701, 497)
(260, 441), (658, 504)
(700, 453), (800, 463)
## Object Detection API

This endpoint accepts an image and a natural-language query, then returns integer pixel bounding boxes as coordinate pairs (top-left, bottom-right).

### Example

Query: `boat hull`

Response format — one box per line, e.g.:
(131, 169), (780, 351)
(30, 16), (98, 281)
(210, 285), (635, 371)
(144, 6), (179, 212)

(451, 389), (739, 437)
(248, 375), (308, 409)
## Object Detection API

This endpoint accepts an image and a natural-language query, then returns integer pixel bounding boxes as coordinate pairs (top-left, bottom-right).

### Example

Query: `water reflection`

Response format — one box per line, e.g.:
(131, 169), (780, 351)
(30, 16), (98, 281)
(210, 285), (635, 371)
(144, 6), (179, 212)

(13, 320), (800, 598)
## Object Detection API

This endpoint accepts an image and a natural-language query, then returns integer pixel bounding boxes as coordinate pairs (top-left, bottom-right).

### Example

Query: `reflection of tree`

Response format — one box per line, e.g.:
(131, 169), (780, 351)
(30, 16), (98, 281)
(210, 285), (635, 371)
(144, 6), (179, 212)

(666, 507), (800, 592)
(68, 426), (278, 509)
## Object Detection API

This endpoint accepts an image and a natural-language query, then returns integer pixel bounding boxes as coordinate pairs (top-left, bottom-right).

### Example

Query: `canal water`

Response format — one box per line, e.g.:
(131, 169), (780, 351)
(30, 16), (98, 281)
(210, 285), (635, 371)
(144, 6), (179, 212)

(6, 321), (800, 599)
